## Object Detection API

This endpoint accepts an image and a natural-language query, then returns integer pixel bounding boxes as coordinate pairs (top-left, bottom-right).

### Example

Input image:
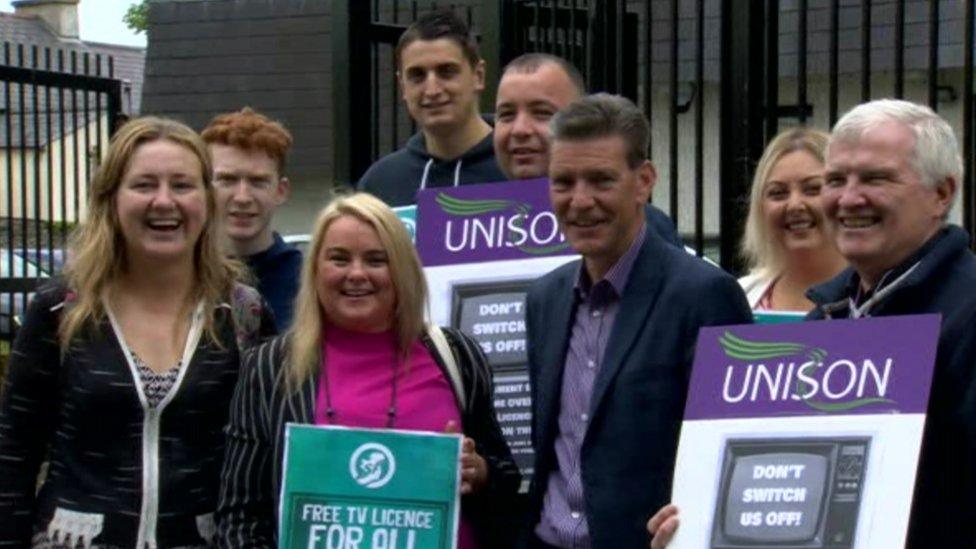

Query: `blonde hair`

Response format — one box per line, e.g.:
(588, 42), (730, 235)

(740, 127), (829, 275)
(60, 116), (243, 348)
(287, 193), (428, 388)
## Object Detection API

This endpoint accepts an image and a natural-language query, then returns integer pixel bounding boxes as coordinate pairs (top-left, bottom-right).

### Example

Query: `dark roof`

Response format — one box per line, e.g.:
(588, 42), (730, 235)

(0, 101), (105, 149)
(0, 10), (144, 147)
(0, 11), (145, 113)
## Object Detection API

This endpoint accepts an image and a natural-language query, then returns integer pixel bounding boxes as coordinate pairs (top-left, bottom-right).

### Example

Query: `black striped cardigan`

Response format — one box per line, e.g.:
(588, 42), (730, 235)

(0, 281), (275, 548)
(216, 328), (521, 548)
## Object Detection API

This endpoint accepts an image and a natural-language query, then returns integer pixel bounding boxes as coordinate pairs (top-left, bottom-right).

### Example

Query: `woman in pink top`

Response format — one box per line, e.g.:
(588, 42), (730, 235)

(217, 193), (520, 548)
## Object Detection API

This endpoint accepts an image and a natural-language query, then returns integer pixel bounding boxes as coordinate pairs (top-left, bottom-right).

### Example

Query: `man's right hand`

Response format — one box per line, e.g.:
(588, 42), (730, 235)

(647, 504), (680, 549)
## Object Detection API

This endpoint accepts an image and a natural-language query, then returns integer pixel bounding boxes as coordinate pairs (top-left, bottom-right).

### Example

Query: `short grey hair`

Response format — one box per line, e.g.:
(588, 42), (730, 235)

(830, 99), (963, 187)
(549, 93), (649, 168)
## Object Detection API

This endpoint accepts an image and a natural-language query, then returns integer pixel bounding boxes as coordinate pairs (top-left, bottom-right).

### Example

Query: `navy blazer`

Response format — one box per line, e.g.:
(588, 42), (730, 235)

(525, 229), (752, 548)
(644, 203), (683, 248)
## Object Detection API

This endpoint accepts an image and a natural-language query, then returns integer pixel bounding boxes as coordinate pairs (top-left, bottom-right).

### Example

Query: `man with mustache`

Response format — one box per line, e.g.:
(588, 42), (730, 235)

(494, 53), (682, 247)
(203, 107), (301, 328)
(358, 10), (505, 206)
(525, 93), (751, 548)
(649, 99), (976, 548)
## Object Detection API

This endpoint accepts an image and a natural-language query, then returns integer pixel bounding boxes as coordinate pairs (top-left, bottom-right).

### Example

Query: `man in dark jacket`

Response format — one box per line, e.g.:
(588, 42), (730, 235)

(806, 99), (976, 548)
(203, 108), (302, 328)
(647, 98), (975, 549)
(494, 52), (683, 248)
(525, 94), (751, 548)
(358, 10), (506, 206)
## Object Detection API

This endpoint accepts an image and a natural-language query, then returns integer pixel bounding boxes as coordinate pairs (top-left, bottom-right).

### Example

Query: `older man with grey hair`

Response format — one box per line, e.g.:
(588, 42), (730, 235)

(804, 98), (976, 547)
(524, 93), (751, 548)
(648, 98), (976, 549)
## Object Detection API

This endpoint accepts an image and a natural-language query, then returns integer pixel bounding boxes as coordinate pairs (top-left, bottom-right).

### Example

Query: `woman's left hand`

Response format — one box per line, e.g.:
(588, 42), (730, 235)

(459, 436), (488, 494)
(445, 420), (488, 495)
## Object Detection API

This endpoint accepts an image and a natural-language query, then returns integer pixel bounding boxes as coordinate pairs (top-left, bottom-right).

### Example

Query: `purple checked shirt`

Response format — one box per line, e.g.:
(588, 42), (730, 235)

(535, 223), (647, 548)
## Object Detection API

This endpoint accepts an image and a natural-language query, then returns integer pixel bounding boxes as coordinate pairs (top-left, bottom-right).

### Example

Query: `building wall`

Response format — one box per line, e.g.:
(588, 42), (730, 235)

(648, 68), (967, 246)
(1, 116), (107, 223)
(142, 0), (334, 235)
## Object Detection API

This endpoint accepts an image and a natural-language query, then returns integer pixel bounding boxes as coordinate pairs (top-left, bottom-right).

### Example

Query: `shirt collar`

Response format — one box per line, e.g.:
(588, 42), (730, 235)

(847, 227), (948, 306)
(574, 222), (647, 299)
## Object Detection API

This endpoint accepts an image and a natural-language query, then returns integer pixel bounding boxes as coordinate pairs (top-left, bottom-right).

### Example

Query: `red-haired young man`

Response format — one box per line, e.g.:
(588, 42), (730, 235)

(202, 107), (302, 328)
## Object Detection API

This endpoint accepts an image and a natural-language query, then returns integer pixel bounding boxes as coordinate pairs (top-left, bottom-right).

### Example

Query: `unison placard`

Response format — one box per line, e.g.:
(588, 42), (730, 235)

(670, 315), (940, 549)
(418, 179), (579, 487)
(279, 425), (461, 549)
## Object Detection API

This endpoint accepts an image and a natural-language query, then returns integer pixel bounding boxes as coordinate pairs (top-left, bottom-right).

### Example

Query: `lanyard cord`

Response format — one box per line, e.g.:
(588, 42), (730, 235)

(321, 357), (400, 428)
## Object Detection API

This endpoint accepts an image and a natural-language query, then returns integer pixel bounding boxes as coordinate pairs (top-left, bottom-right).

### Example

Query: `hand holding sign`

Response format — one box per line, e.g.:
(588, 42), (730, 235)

(647, 504), (680, 549)
(445, 420), (488, 495)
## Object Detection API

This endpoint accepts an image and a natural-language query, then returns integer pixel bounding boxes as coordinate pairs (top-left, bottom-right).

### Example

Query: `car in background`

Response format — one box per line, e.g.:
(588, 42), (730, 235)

(283, 234), (310, 256)
(280, 206), (416, 255)
(0, 248), (65, 340)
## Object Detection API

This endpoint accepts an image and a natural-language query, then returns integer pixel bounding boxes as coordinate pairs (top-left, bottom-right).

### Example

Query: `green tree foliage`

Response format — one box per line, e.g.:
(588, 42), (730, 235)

(123, 0), (149, 34)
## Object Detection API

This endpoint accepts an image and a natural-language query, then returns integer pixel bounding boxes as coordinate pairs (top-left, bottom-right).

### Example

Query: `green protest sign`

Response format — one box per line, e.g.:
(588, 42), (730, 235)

(279, 424), (462, 549)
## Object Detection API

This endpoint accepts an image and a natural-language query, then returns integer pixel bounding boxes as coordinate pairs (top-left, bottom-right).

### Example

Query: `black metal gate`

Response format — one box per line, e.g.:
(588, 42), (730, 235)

(333, 0), (976, 272)
(500, 1), (638, 101)
(0, 42), (122, 341)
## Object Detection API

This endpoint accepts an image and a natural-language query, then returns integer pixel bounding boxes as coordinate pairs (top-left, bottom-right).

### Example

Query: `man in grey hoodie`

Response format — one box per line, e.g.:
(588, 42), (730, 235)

(358, 10), (506, 206)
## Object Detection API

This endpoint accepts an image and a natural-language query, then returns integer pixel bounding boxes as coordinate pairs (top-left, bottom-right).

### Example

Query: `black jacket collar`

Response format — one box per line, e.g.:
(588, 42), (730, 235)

(807, 225), (971, 317)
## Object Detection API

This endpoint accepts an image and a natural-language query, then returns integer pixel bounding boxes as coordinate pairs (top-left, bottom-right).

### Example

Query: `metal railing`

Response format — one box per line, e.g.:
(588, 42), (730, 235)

(333, 0), (976, 272)
(0, 42), (122, 340)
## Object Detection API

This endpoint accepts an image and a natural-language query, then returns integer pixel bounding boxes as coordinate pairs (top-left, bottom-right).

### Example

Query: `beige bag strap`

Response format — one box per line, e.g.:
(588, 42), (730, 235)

(427, 324), (467, 413)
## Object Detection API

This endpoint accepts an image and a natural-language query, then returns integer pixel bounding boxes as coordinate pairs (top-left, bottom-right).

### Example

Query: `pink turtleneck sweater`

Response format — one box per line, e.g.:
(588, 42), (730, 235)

(314, 324), (476, 549)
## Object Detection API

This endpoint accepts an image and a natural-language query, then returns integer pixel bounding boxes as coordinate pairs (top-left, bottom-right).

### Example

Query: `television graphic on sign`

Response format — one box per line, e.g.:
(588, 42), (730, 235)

(451, 280), (530, 370)
(711, 437), (870, 548)
(449, 279), (534, 482)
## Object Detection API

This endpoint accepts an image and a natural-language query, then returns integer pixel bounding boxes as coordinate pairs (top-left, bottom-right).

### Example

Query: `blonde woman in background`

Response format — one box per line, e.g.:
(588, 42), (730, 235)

(0, 117), (274, 548)
(217, 192), (520, 548)
(738, 128), (847, 312)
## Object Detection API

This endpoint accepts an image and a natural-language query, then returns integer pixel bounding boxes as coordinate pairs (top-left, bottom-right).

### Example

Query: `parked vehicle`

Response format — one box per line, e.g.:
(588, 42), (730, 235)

(282, 233), (310, 255)
(0, 248), (65, 340)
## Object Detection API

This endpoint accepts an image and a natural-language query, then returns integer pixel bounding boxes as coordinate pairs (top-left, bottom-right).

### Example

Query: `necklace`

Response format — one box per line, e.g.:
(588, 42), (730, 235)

(320, 355), (401, 429)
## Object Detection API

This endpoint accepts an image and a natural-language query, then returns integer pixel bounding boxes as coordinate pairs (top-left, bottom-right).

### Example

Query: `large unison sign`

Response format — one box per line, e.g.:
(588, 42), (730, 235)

(669, 315), (940, 549)
(416, 178), (572, 266)
(418, 179), (577, 487)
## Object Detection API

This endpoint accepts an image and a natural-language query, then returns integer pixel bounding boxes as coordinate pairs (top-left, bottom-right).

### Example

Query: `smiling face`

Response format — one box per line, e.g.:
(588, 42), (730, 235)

(494, 63), (580, 180)
(823, 121), (955, 286)
(315, 215), (396, 333)
(549, 135), (654, 279)
(210, 144), (288, 256)
(761, 150), (833, 261)
(115, 139), (207, 267)
(398, 38), (485, 135)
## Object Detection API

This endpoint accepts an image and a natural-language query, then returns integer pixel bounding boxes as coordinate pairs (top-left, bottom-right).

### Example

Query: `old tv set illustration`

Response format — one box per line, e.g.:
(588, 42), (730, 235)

(451, 280), (531, 371)
(451, 279), (535, 484)
(711, 437), (870, 548)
